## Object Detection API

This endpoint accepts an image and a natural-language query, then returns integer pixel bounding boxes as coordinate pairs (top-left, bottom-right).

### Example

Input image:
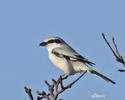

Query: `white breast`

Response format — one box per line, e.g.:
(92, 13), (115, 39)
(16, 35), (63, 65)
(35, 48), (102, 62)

(48, 52), (76, 75)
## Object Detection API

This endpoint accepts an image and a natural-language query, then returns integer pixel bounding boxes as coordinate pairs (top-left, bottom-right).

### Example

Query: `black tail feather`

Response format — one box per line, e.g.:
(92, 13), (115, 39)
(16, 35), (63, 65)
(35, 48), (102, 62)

(90, 70), (116, 84)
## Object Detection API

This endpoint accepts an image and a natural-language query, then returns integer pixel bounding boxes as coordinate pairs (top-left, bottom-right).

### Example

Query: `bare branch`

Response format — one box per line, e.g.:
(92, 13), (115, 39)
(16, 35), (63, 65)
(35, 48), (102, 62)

(36, 91), (50, 100)
(54, 71), (87, 99)
(112, 37), (121, 57)
(118, 69), (125, 72)
(102, 33), (117, 57)
(102, 33), (125, 71)
(24, 71), (87, 100)
(24, 86), (34, 100)
(112, 37), (125, 65)
(44, 80), (54, 99)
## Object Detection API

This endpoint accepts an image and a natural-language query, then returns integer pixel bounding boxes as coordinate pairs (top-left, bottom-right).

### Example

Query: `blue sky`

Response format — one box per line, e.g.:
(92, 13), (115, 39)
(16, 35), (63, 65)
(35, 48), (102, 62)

(0, 0), (125, 100)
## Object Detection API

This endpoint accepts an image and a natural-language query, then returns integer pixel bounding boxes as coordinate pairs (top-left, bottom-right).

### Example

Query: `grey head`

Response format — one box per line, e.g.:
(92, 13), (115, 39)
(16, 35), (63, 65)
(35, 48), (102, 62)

(39, 37), (66, 46)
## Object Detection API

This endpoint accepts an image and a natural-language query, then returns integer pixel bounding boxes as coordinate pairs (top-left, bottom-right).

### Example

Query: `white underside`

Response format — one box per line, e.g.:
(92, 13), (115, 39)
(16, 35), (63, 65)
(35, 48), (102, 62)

(49, 52), (91, 75)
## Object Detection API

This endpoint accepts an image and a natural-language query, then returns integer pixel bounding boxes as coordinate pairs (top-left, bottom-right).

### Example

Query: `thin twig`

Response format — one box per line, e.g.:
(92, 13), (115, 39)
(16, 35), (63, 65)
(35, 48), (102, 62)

(25, 71), (87, 100)
(112, 37), (125, 65)
(61, 71), (87, 92)
(112, 37), (121, 57)
(60, 76), (64, 89)
(44, 80), (54, 99)
(36, 91), (50, 100)
(24, 86), (34, 100)
(102, 33), (117, 57)
(118, 69), (125, 72)
(54, 71), (87, 99)
(102, 33), (125, 71)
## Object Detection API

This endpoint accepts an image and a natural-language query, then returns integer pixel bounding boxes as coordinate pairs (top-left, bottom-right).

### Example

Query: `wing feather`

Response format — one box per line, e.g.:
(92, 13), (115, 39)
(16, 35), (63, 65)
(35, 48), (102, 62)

(52, 47), (95, 66)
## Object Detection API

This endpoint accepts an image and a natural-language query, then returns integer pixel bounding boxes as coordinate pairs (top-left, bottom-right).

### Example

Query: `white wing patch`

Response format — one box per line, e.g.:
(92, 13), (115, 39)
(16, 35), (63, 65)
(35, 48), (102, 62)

(52, 47), (95, 66)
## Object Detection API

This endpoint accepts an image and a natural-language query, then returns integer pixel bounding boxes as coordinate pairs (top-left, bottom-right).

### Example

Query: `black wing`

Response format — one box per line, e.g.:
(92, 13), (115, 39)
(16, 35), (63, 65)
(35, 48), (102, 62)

(52, 49), (95, 66)
(73, 55), (95, 66)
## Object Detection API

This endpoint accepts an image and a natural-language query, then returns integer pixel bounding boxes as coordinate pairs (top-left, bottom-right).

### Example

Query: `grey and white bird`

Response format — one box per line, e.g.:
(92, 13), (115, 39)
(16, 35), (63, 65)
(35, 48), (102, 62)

(40, 37), (115, 84)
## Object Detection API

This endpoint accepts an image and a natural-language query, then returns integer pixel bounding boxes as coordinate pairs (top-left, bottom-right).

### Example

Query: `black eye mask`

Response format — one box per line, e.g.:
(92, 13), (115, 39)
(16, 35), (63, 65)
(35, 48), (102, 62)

(47, 39), (61, 44)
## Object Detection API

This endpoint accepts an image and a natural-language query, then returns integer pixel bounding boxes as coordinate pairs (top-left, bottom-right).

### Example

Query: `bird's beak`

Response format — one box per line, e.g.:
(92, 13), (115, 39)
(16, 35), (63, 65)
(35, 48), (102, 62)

(39, 42), (47, 46)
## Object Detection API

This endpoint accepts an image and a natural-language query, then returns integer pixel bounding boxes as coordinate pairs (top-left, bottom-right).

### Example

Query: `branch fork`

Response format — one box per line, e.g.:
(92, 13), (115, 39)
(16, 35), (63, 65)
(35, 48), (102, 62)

(102, 33), (125, 72)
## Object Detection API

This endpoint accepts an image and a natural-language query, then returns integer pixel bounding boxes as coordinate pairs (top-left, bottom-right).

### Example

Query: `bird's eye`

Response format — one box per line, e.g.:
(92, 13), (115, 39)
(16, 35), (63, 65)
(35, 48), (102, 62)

(55, 40), (61, 43)
(47, 39), (61, 44)
(48, 40), (54, 43)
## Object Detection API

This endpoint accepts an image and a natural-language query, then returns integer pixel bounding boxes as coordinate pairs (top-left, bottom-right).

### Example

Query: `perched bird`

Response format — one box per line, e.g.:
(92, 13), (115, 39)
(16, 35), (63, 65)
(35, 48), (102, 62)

(40, 37), (115, 84)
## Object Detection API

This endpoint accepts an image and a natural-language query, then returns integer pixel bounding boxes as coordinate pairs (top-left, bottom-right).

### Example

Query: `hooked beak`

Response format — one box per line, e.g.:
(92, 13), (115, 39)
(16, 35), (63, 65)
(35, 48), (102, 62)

(39, 42), (47, 46)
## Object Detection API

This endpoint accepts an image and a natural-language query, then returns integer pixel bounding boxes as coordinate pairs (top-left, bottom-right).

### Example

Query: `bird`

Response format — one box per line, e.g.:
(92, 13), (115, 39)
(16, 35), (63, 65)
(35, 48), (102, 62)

(39, 36), (115, 84)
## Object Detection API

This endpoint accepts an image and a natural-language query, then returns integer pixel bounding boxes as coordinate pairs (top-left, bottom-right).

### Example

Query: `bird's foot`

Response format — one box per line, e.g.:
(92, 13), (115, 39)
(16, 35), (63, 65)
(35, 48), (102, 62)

(60, 74), (68, 79)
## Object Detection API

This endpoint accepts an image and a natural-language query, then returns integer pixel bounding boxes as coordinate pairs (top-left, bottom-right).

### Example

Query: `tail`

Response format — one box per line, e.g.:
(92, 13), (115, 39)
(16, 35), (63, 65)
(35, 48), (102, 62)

(89, 70), (116, 84)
